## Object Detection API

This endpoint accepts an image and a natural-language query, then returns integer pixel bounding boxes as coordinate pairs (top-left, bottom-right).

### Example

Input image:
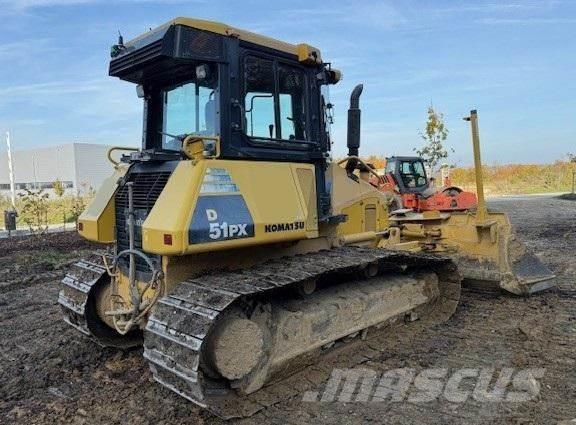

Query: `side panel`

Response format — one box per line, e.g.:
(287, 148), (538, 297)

(77, 167), (127, 243)
(328, 163), (391, 236)
(142, 159), (318, 255)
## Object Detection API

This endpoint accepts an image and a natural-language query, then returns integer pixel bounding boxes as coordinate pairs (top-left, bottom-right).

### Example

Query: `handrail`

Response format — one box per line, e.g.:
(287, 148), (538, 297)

(107, 146), (139, 169)
(337, 155), (383, 182)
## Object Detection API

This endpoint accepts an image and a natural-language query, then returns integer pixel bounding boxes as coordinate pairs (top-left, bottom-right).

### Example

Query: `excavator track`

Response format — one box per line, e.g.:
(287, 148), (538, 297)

(143, 246), (461, 419)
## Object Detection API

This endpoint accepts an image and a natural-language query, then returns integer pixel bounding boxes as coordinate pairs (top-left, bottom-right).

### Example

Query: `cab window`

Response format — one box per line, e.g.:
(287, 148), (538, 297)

(162, 82), (217, 150)
(278, 64), (305, 140)
(244, 55), (306, 141)
(244, 57), (275, 138)
(400, 160), (427, 188)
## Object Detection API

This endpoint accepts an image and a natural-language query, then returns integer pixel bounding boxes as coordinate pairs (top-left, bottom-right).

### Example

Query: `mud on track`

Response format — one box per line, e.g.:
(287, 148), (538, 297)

(1, 197), (575, 425)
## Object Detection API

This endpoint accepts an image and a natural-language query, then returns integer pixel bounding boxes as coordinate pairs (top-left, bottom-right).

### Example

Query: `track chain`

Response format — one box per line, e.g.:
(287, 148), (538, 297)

(59, 252), (110, 343)
(143, 246), (460, 419)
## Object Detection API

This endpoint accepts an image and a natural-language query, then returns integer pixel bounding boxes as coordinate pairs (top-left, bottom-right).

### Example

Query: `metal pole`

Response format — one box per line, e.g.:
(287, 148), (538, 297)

(464, 110), (487, 222)
(123, 181), (141, 330)
(5, 131), (16, 209)
(572, 169), (575, 194)
(55, 146), (60, 179)
(126, 181), (141, 323)
(195, 84), (200, 133)
(127, 182), (135, 286)
(32, 153), (38, 190)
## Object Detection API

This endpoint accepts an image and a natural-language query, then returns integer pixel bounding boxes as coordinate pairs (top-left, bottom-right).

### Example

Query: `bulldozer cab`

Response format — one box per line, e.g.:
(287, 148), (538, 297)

(109, 18), (340, 219)
(385, 156), (429, 194)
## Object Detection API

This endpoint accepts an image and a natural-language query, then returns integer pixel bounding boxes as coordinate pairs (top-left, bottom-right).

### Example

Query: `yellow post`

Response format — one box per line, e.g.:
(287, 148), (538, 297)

(464, 110), (487, 222)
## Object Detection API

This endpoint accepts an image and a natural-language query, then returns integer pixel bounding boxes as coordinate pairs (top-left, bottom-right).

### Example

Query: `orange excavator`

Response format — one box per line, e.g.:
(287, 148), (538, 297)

(369, 156), (477, 212)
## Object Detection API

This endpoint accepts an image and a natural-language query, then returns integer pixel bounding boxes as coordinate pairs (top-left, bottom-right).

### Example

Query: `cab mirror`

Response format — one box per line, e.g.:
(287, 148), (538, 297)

(136, 84), (145, 99)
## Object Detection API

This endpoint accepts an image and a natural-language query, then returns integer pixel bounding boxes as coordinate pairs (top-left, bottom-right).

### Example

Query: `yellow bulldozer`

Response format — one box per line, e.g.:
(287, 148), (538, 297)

(60, 17), (555, 419)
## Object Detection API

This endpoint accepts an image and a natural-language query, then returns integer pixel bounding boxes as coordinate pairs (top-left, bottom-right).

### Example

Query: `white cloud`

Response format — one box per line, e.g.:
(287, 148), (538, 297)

(0, 38), (63, 65)
(284, 2), (407, 30)
(0, 0), (92, 7)
(0, 0), (198, 9)
(477, 17), (576, 25)
(0, 75), (142, 147)
(429, 0), (571, 14)
(0, 76), (140, 126)
(0, 78), (108, 98)
(434, 1), (550, 13)
(3, 118), (46, 126)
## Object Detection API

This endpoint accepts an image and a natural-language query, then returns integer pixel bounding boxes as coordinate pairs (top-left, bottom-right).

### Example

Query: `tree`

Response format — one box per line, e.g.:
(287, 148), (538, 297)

(414, 106), (452, 170)
(364, 155), (387, 170)
(52, 178), (67, 226)
(18, 188), (50, 237)
(569, 153), (576, 194)
(70, 190), (86, 224)
(53, 179), (65, 198)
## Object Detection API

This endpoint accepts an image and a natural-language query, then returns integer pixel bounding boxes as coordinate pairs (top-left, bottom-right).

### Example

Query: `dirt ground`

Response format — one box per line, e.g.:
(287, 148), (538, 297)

(1, 196), (575, 425)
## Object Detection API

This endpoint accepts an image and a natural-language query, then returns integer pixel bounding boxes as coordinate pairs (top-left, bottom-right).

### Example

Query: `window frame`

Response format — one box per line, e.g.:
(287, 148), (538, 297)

(241, 52), (314, 148)
(399, 160), (428, 189)
(142, 63), (221, 151)
(160, 78), (219, 149)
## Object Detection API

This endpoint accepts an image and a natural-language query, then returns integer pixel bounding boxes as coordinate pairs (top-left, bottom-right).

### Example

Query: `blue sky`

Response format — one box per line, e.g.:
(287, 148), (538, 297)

(0, 0), (574, 165)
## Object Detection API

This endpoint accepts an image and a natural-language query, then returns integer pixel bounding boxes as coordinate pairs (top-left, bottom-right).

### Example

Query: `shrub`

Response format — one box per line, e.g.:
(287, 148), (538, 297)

(18, 188), (50, 236)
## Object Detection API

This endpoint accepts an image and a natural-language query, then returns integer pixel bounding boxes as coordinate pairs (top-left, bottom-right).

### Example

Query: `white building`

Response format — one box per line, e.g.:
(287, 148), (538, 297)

(0, 143), (117, 197)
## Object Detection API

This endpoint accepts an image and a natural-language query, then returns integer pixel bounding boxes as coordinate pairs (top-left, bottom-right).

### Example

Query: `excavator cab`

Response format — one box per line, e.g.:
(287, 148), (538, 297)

(376, 155), (480, 212)
(385, 156), (430, 193)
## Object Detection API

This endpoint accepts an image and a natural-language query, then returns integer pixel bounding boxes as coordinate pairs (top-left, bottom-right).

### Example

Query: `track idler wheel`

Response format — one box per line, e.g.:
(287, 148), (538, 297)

(86, 277), (142, 348)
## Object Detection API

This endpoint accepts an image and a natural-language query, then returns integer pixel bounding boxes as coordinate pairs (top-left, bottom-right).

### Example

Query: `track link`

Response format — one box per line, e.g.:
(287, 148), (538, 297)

(59, 252), (141, 348)
(143, 246), (461, 419)
(59, 252), (109, 340)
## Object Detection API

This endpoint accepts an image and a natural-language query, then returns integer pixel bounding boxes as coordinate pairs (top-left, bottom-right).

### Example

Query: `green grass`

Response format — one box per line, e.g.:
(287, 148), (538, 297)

(35, 251), (74, 267)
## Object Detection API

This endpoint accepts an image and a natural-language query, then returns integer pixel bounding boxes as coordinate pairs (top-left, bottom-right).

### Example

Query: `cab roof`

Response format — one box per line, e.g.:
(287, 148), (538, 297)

(127, 17), (323, 64)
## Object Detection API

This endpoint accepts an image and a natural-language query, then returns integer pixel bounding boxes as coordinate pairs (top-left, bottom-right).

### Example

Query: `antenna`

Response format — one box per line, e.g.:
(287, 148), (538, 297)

(111, 30), (126, 58)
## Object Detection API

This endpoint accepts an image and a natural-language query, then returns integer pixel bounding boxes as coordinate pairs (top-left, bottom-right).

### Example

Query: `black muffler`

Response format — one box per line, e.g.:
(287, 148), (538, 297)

(346, 84), (363, 174)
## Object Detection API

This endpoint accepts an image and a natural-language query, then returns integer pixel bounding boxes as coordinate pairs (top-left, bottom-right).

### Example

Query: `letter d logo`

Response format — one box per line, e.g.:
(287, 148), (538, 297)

(206, 209), (218, 221)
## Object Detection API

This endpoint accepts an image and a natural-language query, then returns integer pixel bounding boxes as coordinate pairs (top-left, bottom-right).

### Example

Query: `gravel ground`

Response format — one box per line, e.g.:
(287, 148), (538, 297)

(0, 197), (574, 425)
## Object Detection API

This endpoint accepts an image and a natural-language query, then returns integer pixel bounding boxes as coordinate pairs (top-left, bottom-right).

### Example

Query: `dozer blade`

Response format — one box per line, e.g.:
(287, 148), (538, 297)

(456, 216), (556, 295)
(389, 209), (555, 296)
(143, 246), (460, 419)
(505, 247), (556, 295)
(454, 110), (555, 295)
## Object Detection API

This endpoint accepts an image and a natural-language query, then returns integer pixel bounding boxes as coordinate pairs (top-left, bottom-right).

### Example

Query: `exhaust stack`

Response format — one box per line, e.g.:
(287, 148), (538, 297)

(346, 84), (364, 174)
